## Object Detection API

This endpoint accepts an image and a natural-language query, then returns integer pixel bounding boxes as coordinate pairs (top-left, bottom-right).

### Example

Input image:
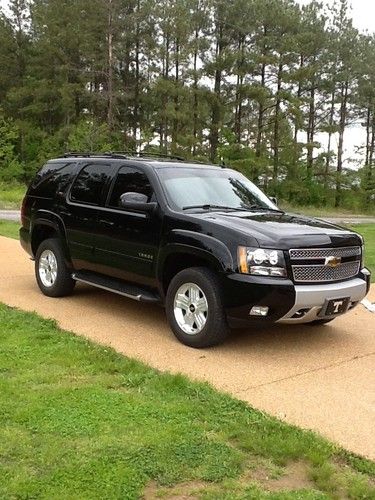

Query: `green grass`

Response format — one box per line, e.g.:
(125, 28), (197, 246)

(350, 224), (375, 278)
(0, 220), (20, 239)
(0, 182), (26, 209)
(0, 304), (374, 499)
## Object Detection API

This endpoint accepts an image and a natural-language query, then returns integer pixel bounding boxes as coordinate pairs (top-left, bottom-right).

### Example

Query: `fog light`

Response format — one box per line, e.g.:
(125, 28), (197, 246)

(250, 306), (269, 317)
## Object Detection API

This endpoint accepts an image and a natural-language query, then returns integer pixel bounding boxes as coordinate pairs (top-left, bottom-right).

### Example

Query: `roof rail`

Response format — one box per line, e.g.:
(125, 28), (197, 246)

(60, 151), (129, 159)
(61, 152), (96, 158)
(60, 151), (186, 161)
(108, 151), (186, 161)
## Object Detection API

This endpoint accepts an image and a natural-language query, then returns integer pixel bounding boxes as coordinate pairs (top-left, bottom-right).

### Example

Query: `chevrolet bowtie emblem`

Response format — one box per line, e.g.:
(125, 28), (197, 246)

(325, 256), (341, 268)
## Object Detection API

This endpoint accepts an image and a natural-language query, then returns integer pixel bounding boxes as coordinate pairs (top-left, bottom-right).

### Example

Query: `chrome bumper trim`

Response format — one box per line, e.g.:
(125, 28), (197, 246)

(277, 277), (367, 324)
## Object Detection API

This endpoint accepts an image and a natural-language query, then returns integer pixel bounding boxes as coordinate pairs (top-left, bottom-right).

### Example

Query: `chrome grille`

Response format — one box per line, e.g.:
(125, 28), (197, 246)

(292, 261), (360, 283)
(289, 246), (362, 283)
(289, 246), (361, 260)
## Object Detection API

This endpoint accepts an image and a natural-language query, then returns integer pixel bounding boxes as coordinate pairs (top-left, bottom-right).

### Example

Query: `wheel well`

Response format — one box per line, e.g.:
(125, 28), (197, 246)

(31, 225), (58, 255)
(162, 253), (216, 294)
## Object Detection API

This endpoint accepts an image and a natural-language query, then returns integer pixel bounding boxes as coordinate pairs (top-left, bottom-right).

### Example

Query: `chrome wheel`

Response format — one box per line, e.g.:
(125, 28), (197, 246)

(174, 282), (208, 335)
(38, 249), (58, 287)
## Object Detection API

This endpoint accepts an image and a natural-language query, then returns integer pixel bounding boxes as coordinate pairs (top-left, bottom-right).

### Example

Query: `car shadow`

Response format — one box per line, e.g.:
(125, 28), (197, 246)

(72, 283), (346, 357)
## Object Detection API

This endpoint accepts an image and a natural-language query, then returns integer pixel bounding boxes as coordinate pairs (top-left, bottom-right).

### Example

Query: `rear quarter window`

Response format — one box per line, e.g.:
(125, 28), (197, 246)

(28, 162), (76, 198)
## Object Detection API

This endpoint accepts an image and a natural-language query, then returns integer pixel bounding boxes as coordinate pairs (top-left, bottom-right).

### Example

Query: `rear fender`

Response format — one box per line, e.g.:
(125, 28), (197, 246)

(31, 210), (71, 266)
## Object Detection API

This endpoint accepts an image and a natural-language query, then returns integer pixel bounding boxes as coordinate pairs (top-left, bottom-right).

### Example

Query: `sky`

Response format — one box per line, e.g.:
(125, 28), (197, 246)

(1, 0), (374, 32)
(298, 0), (375, 33)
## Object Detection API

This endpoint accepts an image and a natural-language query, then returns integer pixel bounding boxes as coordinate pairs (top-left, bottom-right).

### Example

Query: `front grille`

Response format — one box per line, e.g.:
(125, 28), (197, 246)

(292, 261), (361, 283)
(289, 246), (361, 260)
(289, 246), (361, 283)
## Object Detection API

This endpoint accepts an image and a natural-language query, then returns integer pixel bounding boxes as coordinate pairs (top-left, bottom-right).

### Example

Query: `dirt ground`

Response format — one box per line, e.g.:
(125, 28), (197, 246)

(0, 235), (374, 460)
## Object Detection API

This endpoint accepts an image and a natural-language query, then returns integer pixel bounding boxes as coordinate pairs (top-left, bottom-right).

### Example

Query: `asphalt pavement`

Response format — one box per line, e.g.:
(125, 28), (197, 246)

(0, 210), (20, 221)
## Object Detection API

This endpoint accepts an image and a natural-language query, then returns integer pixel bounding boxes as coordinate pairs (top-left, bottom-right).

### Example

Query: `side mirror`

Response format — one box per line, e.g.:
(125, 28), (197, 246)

(119, 192), (157, 212)
(269, 196), (278, 206)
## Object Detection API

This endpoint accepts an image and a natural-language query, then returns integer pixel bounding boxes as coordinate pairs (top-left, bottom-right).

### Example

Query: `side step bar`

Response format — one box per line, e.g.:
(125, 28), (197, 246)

(72, 271), (161, 303)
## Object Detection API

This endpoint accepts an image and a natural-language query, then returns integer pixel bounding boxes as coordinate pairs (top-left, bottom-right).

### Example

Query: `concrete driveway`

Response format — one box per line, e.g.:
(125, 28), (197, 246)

(0, 235), (374, 460)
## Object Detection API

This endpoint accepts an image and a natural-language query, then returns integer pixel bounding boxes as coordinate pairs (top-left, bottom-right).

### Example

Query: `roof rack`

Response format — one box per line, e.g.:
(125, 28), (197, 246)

(60, 152), (127, 159)
(60, 151), (186, 161)
(61, 152), (99, 158)
(107, 151), (186, 161)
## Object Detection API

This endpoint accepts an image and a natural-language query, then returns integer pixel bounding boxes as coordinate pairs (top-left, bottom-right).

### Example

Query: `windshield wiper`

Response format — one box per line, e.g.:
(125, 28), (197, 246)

(182, 204), (284, 213)
(246, 205), (284, 213)
(182, 204), (245, 211)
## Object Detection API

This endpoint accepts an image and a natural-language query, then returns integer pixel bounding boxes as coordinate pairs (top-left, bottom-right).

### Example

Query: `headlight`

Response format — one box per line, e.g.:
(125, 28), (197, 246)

(238, 246), (287, 277)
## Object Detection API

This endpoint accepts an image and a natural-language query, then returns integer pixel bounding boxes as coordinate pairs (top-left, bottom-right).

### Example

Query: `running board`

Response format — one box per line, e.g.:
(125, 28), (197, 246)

(72, 271), (160, 303)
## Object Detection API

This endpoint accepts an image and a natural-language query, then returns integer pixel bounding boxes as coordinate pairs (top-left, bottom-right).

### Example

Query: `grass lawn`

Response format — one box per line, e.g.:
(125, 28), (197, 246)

(0, 303), (374, 499)
(348, 224), (375, 280)
(0, 182), (26, 209)
(0, 220), (20, 239)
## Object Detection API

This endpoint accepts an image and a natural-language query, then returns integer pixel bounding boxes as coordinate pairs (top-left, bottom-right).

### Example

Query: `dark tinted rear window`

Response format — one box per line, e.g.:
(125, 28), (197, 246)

(70, 163), (111, 205)
(29, 162), (76, 198)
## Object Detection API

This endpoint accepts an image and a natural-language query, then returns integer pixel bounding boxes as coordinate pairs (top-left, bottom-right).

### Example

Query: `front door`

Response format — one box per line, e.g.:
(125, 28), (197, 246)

(94, 165), (162, 287)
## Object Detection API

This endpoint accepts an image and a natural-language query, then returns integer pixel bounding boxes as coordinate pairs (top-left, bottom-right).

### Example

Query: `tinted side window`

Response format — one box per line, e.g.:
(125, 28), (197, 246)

(29, 162), (75, 198)
(108, 167), (153, 208)
(71, 164), (110, 205)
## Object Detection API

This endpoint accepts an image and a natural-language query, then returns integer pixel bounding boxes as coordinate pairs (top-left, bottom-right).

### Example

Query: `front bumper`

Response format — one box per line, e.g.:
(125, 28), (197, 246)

(222, 269), (370, 327)
(277, 275), (369, 324)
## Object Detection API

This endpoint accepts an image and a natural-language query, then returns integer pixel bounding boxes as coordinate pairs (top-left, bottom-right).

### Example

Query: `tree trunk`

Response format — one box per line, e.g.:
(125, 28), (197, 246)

(294, 54), (304, 143)
(335, 80), (349, 208)
(192, 28), (199, 155)
(365, 106), (371, 167)
(133, 0), (140, 144)
(234, 36), (244, 143)
(369, 109), (375, 169)
(255, 26), (267, 158)
(209, 24), (223, 163)
(107, 0), (114, 130)
(306, 78), (316, 176)
(325, 89), (336, 188)
(273, 61), (283, 181)
(172, 37), (179, 153)
(160, 32), (170, 154)
(365, 108), (375, 203)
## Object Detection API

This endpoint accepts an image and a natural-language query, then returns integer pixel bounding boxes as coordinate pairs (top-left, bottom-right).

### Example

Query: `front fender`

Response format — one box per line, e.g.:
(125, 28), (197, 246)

(157, 229), (234, 281)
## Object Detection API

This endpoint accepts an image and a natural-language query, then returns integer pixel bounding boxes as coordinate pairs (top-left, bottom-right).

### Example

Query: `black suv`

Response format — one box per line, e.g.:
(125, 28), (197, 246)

(20, 153), (371, 347)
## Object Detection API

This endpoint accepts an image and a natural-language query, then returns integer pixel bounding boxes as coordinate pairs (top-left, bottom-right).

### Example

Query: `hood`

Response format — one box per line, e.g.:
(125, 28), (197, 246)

(191, 211), (361, 249)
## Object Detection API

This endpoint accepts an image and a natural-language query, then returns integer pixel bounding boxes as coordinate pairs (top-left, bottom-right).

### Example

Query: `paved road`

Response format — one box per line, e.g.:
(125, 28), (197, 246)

(0, 210), (20, 221)
(0, 236), (374, 459)
(1, 209), (375, 225)
(324, 217), (375, 225)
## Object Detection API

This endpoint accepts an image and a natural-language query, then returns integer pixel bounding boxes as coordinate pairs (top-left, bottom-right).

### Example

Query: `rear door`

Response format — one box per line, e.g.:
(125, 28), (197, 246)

(62, 162), (114, 271)
(93, 165), (162, 287)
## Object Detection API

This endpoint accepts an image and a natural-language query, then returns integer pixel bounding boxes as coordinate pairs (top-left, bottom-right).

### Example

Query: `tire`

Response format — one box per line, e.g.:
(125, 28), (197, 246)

(165, 267), (229, 348)
(309, 318), (335, 326)
(35, 238), (75, 297)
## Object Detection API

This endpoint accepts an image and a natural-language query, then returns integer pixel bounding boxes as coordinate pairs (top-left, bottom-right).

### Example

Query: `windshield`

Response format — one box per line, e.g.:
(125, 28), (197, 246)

(157, 167), (278, 212)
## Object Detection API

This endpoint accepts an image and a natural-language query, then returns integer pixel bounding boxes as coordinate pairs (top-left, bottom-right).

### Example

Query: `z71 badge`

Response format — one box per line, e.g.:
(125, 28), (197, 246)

(139, 252), (153, 261)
